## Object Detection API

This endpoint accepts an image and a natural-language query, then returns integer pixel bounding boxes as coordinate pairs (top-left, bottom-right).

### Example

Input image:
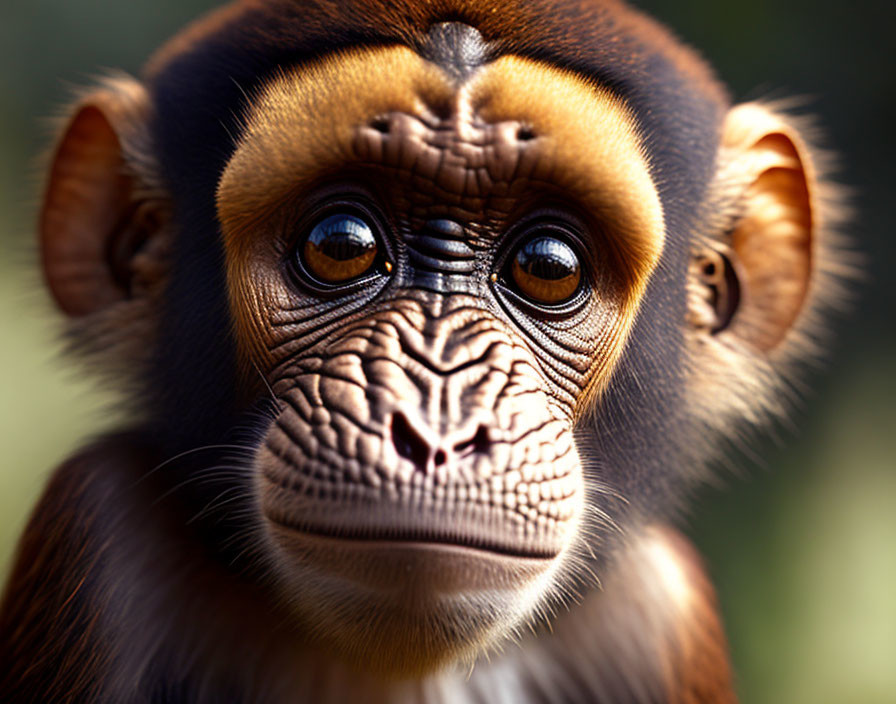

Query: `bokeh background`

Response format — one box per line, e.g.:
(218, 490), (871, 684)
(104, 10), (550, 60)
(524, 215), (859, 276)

(1, 1), (893, 701)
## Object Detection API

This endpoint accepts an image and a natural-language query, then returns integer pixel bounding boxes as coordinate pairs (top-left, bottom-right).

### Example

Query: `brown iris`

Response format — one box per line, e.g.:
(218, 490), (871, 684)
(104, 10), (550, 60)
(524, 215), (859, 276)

(302, 213), (378, 284)
(510, 236), (582, 305)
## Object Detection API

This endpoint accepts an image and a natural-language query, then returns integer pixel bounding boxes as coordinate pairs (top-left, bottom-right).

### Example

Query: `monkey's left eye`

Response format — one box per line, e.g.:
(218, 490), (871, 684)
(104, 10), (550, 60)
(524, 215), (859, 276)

(300, 213), (379, 285)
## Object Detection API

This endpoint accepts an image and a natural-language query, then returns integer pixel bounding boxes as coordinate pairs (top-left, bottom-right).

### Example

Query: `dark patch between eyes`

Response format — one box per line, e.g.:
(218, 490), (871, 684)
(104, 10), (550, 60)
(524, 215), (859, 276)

(418, 21), (491, 81)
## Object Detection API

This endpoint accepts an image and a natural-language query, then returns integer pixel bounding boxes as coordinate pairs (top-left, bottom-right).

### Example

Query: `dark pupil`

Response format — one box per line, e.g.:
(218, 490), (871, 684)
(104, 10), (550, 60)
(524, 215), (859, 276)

(303, 214), (377, 283)
(516, 237), (578, 281)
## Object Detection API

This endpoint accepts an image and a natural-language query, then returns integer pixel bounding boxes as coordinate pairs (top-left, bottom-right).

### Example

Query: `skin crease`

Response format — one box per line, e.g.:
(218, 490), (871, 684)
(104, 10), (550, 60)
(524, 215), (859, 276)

(0, 1), (844, 702)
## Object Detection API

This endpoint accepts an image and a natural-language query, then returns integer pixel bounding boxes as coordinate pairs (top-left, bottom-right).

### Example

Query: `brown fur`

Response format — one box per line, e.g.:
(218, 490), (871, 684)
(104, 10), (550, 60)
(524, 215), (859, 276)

(144, 0), (727, 109)
(0, 446), (125, 702)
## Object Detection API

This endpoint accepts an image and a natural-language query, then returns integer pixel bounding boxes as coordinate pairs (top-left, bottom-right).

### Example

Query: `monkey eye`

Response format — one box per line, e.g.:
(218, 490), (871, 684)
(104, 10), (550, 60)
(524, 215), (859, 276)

(509, 235), (582, 305)
(300, 213), (379, 285)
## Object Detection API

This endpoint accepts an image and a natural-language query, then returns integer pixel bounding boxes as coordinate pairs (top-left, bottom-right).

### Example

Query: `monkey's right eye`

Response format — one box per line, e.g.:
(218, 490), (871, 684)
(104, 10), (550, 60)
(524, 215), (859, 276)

(300, 213), (379, 285)
(508, 235), (582, 305)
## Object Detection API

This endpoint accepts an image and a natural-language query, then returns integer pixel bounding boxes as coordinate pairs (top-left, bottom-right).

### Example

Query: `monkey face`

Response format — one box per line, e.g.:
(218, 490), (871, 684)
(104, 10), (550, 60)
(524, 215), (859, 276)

(217, 44), (664, 674)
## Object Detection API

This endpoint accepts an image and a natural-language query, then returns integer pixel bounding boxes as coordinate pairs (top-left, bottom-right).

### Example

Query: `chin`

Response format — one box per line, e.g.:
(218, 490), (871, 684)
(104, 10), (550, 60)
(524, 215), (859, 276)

(259, 485), (575, 677)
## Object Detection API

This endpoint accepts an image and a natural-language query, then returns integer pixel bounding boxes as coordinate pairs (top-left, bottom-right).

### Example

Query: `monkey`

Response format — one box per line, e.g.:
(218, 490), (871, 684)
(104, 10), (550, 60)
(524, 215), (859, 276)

(0, 1), (847, 702)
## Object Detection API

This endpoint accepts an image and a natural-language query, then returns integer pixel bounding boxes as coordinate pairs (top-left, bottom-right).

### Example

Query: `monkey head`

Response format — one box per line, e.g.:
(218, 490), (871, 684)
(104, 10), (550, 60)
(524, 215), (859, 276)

(214, 37), (667, 672)
(36, 1), (840, 679)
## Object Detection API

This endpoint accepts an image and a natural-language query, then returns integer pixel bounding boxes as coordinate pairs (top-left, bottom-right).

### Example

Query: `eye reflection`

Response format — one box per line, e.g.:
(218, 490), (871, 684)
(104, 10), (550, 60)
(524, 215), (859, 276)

(510, 236), (582, 305)
(302, 213), (378, 284)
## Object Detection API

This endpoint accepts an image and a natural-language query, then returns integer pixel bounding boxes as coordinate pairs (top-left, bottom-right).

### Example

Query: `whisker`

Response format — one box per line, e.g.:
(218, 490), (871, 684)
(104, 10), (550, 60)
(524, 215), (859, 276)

(252, 360), (284, 414)
(133, 443), (255, 487)
(148, 463), (249, 507)
(187, 487), (247, 525)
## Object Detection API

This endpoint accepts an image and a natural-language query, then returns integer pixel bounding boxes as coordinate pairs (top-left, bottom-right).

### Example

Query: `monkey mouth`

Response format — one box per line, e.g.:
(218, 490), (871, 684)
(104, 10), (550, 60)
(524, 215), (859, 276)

(264, 510), (560, 560)
(264, 513), (561, 603)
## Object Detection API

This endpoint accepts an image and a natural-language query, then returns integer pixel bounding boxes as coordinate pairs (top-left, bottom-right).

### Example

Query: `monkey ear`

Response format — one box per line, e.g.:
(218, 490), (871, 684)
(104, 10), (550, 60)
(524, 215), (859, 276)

(40, 76), (168, 317)
(693, 103), (817, 352)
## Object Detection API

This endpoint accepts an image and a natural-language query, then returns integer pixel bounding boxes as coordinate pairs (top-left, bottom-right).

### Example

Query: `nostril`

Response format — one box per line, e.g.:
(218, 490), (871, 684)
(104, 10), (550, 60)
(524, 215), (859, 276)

(516, 125), (535, 141)
(370, 116), (389, 133)
(391, 412), (430, 471)
(454, 424), (491, 457)
(391, 415), (490, 471)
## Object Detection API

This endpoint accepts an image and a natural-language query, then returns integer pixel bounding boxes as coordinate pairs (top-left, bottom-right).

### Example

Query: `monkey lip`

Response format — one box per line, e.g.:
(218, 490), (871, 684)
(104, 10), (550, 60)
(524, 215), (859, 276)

(264, 512), (560, 560)
(259, 468), (571, 562)
(265, 519), (558, 596)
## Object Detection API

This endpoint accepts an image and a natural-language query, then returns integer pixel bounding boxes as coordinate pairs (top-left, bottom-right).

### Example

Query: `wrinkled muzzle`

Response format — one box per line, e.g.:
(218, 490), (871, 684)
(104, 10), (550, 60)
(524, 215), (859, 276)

(258, 294), (583, 557)
(253, 295), (585, 673)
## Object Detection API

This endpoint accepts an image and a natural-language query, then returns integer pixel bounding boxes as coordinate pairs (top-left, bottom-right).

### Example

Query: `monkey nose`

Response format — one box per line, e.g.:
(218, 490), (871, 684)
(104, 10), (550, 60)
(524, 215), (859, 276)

(389, 411), (491, 474)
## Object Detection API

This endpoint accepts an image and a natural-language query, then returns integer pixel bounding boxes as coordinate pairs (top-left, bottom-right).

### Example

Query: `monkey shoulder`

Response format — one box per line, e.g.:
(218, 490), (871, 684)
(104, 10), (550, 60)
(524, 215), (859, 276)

(617, 526), (737, 704)
(0, 436), (162, 702)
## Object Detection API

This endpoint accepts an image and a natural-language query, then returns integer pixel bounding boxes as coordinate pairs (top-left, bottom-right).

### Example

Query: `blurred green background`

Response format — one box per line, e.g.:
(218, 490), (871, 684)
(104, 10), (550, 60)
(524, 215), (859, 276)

(1, 1), (893, 701)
